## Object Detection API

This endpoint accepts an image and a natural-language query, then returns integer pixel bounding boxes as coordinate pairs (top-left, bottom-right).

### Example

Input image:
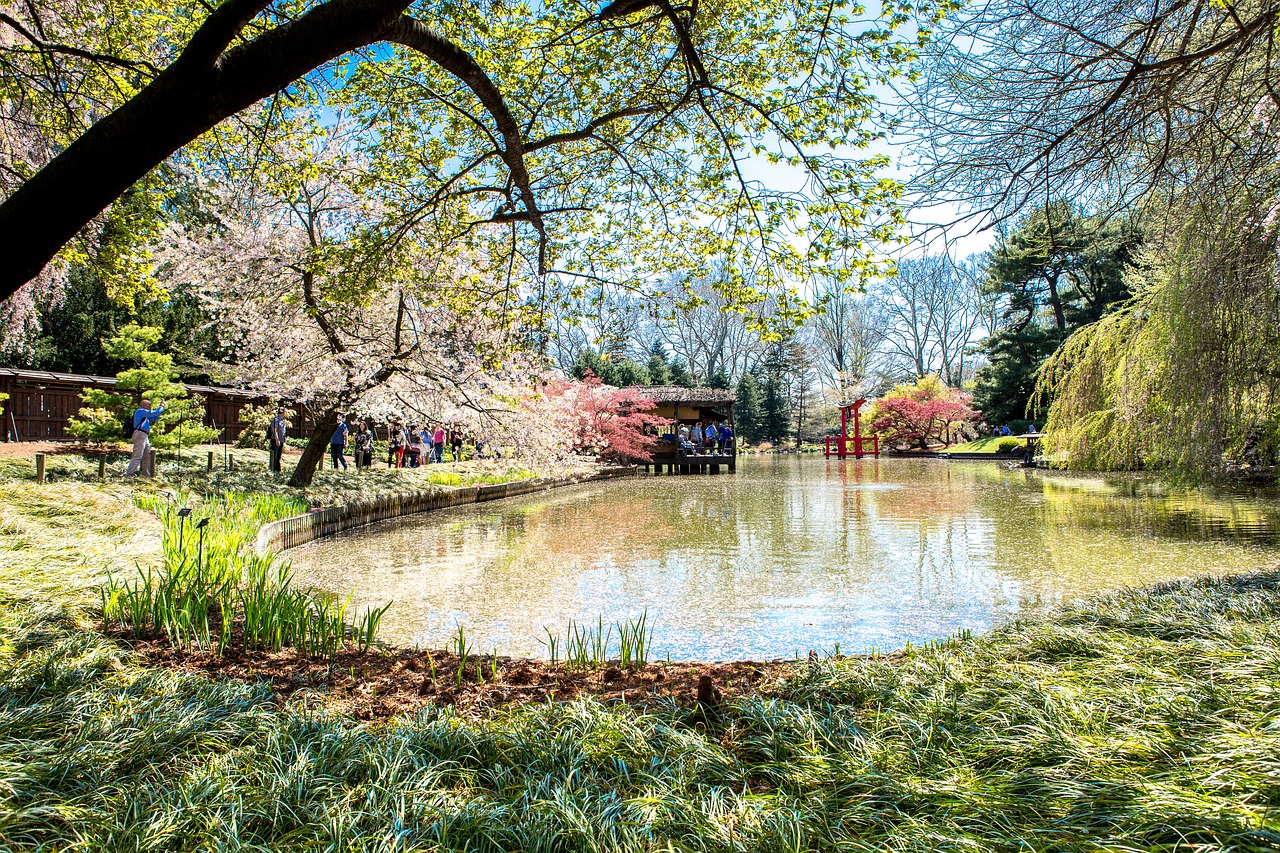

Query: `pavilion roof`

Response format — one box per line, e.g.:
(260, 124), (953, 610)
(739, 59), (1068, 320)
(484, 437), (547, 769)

(628, 385), (736, 405)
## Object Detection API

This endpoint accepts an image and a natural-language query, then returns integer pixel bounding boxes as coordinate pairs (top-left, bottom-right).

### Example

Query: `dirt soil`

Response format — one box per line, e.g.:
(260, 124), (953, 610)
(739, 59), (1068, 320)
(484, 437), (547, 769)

(0, 441), (78, 459)
(133, 638), (806, 719)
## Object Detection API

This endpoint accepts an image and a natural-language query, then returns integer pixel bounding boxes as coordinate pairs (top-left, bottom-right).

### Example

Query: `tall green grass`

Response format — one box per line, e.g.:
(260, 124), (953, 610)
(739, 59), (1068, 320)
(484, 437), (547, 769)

(536, 612), (654, 669)
(1, 572), (1277, 850)
(101, 492), (386, 660)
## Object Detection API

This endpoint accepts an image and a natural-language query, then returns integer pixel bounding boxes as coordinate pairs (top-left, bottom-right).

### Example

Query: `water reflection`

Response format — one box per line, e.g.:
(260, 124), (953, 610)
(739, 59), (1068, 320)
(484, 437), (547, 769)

(287, 457), (1280, 659)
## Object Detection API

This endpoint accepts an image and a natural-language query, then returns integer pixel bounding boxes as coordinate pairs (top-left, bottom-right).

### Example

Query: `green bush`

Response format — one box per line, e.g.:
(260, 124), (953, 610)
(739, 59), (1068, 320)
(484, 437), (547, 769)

(996, 438), (1020, 454)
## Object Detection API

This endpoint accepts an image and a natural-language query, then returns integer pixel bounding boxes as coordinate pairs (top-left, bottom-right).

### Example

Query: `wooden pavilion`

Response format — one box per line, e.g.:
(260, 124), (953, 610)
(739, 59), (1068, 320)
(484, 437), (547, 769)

(631, 385), (737, 474)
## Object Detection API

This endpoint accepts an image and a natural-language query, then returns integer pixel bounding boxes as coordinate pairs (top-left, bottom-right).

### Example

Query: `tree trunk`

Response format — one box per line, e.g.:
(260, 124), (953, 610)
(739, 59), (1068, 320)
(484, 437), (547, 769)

(288, 407), (339, 488)
(0, 0), (410, 302)
(1045, 272), (1067, 333)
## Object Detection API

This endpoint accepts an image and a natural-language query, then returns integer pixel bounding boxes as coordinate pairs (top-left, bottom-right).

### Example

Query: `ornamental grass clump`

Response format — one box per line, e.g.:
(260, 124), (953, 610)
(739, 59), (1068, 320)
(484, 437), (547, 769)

(1, 566), (1279, 849)
(102, 492), (386, 660)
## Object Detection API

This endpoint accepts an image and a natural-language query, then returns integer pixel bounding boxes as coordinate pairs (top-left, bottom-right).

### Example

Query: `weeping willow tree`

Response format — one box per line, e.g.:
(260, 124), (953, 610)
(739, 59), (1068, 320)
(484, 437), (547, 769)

(1037, 189), (1280, 479)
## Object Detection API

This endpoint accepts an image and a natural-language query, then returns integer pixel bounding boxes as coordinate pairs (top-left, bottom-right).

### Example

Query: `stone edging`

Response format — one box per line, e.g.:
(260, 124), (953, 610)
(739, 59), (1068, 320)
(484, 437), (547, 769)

(255, 467), (637, 556)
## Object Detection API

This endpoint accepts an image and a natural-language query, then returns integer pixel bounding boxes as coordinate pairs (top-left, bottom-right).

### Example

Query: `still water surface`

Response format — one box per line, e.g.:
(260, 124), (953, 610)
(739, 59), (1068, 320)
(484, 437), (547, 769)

(287, 457), (1280, 659)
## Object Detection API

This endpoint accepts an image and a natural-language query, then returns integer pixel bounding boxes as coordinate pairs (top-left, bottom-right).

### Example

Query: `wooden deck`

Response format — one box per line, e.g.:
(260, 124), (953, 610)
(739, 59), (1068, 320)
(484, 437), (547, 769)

(643, 442), (737, 474)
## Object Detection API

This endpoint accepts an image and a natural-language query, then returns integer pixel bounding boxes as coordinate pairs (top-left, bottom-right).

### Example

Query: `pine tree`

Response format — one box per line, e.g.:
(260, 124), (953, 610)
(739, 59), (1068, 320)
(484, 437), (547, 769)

(668, 359), (693, 387)
(706, 370), (731, 390)
(645, 339), (672, 386)
(570, 349), (620, 386)
(613, 358), (651, 387)
(734, 373), (764, 444)
(761, 373), (791, 444)
(66, 324), (218, 448)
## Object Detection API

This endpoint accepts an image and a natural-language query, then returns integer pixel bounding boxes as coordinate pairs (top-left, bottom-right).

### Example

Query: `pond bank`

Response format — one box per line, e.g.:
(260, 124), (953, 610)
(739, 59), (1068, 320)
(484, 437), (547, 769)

(256, 466), (636, 554)
(4, 564), (1278, 849)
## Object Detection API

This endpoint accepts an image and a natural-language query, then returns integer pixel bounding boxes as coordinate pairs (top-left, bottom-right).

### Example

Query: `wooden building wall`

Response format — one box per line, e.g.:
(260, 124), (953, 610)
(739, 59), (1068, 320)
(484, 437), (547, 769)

(0, 371), (294, 442)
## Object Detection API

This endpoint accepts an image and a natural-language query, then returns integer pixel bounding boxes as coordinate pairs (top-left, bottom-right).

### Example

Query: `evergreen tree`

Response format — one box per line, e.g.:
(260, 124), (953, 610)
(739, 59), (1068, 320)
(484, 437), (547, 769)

(760, 373), (791, 444)
(973, 203), (1141, 424)
(570, 349), (620, 386)
(3, 270), (222, 376)
(614, 358), (651, 387)
(66, 324), (218, 448)
(668, 359), (693, 387)
(734, 372), (764, 444)
(705, 370), (731, 390)
(645, 339), (672, 386)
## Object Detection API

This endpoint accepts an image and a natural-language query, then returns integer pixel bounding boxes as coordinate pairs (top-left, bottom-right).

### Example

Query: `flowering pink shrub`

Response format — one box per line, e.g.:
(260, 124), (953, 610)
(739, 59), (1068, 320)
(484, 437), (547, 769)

(869, 375), (978, 450)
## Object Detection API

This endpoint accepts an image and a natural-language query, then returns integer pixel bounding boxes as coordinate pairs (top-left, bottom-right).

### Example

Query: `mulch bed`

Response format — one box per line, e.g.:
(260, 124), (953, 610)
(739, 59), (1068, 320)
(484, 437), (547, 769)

(133, 639), (801, 719)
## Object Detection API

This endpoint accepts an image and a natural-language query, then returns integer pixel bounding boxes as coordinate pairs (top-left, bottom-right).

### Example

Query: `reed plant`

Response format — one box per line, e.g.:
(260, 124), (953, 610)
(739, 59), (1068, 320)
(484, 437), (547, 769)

(546, 612), (652, 669)
(100, 492), (383, 661)
(616, 610), (652, 668)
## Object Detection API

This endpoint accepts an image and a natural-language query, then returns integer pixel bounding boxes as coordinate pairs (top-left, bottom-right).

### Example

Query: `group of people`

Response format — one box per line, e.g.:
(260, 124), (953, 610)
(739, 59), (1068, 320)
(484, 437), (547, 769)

(385, 421), (467, 468)
(265, 408), (483, 474)
(674, 420), (733, 453)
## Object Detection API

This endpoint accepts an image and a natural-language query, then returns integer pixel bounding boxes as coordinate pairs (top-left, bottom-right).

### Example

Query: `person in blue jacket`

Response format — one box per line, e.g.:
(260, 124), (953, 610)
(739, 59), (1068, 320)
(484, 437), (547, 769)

(330, 415), (350, 470)
(125, 398), (165, 477)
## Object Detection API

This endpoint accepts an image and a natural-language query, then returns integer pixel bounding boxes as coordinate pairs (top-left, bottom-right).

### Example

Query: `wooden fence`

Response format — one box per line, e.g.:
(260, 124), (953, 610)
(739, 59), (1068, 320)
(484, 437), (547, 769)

(0, 367), (314, 442)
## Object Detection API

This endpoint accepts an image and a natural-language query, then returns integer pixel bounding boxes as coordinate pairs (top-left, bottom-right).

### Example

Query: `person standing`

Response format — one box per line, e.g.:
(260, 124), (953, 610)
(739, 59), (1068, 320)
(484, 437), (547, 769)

(354, 421), (374, 468)
(405, 425), (422, 467)
(388, 420), (405, 467)
(450, 426), (463, 462)
(329, 415), (350, 470)
(433, 424), (446, 463)
(691, 421), (704, 449)
(125, 398), (165, 477)
(268, 407), (288, 473)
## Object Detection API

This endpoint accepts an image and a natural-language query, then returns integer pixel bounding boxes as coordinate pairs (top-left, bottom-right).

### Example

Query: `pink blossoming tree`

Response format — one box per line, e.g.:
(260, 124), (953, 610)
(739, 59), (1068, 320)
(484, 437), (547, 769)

(869, 375), (978, 451)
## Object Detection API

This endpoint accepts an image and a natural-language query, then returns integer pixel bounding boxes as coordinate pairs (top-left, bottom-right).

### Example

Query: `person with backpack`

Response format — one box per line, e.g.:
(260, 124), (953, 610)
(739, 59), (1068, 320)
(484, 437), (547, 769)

(124, 398), (165, 478)
(329, 415), (350, 470)
(267, 407), (288, 473)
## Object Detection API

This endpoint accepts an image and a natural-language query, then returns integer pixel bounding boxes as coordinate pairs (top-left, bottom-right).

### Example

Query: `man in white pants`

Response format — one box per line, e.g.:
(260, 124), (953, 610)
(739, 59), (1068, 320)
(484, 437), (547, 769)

(125, 399), (165, 477)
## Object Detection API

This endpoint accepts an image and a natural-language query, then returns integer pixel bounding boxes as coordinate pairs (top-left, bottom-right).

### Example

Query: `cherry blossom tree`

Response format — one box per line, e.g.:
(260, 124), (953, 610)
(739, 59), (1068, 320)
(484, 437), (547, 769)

(869, 374), (977, 451)
(156, 126), (530, 486)
(544, 374), (667, 463)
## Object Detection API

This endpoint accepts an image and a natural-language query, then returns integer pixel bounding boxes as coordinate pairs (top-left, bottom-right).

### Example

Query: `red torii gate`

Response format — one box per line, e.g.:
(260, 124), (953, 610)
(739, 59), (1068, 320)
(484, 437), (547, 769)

(824, 398), (880, 459)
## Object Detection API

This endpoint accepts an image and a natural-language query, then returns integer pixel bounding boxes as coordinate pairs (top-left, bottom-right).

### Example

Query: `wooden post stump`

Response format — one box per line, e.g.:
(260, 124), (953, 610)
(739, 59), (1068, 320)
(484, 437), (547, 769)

(35, 453), (45, 483)
(207, 451), (214, 472)
(98, 456), (106, 481)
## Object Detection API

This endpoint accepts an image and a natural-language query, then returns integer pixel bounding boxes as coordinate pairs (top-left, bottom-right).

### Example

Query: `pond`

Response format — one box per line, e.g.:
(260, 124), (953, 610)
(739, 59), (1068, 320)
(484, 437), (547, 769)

(286, 456), (1280, 660)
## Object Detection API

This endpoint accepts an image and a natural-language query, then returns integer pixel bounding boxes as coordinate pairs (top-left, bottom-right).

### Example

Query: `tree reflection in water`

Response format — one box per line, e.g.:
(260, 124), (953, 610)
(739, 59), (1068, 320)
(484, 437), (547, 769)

(288, 458), (1280, 659)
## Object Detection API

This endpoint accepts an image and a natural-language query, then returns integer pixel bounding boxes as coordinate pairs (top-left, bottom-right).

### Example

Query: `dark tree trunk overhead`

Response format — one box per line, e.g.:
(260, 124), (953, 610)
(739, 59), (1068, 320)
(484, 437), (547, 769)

(289, 407), (339, 488)
(0, 0), (412, 302)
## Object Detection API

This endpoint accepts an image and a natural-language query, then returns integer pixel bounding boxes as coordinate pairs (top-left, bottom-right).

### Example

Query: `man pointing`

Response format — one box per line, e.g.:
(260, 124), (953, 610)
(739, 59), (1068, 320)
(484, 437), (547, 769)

(125, 398), (165, 477)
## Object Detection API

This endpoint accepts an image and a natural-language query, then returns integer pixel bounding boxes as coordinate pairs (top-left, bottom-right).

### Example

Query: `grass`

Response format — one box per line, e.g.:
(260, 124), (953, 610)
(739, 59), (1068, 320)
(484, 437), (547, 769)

(102, 492), (394, 660)
(946, 435), (1033, 454)
(0, 572), (1277, 850)
(0, 444), (560, 509)
(1, 470), (1278, 850)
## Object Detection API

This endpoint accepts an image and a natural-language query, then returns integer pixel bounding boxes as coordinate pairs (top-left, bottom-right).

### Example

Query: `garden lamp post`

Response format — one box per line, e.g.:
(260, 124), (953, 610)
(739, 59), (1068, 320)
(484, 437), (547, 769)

(196, 517), (209, 571)
(177, 507), (192, 552)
